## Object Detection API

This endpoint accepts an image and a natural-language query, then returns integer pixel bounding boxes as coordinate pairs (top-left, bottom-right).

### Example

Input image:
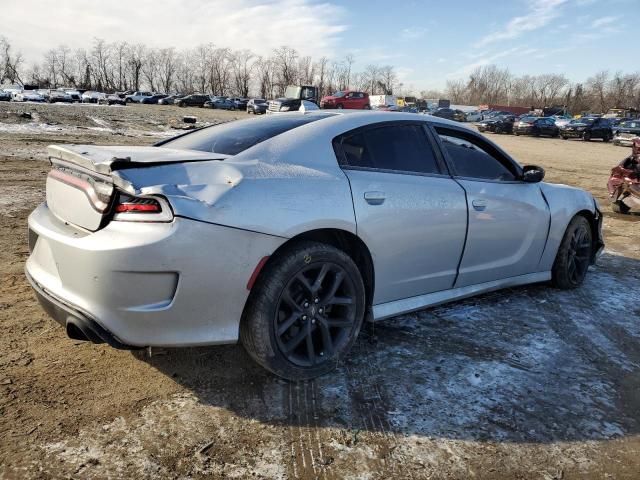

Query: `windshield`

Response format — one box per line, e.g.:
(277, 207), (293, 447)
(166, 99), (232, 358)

(159, 113), (334, 155)
(520, 116), (537, 123)
(571, 118), (594, 125)
(332, 91), (346, 98)
(284, 86), (301, 99)
(621, 121), (640, 128)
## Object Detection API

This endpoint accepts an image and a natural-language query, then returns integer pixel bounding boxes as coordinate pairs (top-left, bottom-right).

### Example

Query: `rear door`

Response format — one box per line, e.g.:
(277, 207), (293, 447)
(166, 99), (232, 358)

(334, 121), (467, 304)
(432, 126), (550, 287)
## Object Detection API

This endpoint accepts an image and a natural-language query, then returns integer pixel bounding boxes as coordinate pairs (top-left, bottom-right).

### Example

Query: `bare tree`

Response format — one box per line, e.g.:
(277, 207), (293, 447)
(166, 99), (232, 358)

(231, 49), (255, 97)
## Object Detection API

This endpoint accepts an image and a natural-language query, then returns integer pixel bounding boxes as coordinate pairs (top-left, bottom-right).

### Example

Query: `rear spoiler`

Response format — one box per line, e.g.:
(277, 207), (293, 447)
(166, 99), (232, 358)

(47, 144), (229, 175)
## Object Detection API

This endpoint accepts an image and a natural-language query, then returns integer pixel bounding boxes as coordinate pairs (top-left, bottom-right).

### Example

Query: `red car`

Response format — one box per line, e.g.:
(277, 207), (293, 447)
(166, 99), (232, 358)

(320, 90), (370, 110)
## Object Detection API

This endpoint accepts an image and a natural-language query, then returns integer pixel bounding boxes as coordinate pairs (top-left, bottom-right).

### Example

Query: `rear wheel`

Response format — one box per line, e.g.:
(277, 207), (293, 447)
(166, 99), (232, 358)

(363, 104), (371, 110)
(583, 131), (591, 141)
(562, 136), (568, 140)
(603, 133), (611, 142)
(241, 241), (366, 380)
(495, 126), (503, 134)
(336, 104), (344, 109)
(551, 216), (593, 289)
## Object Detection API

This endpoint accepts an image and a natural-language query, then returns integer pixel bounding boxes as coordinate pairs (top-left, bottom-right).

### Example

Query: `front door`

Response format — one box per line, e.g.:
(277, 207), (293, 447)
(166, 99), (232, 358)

(433, 126), (550, 287)
(334, 122), (468, 304)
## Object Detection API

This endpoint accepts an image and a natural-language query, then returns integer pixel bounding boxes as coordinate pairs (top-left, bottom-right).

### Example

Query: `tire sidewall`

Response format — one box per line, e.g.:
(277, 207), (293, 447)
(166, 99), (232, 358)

(241, 241), (366, 380)
(552, 216), (592, 289)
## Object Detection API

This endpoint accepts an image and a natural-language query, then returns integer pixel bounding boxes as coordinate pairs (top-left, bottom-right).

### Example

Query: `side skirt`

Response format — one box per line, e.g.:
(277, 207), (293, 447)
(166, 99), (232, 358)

(371, 271), (551, 321)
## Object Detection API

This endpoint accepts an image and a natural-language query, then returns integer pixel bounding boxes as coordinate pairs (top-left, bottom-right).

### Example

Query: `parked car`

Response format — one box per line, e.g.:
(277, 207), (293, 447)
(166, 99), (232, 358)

(607, 138), (640, 213)
(0, 90), (11, 101)
(228, 97), (249, 110)
(514, 117), (559, 137)
(125, 91), (153, 103)
(12, 90), (45, 102)
(176, 94), (211, 108)
(552, 115), (573, 128)
(99, 94), (127, 106)
(141, 94), (169, 104)
(26, 112), (603, 380)
(81, 91), (105, 103)
(47, 90), (74, 103)
(560, 117), (613, 141)
(268, 85), (319, 113)
(477, 115), (516, 134)
(465, 111), (482, 122)
(158, 94), (184, 105)
(432, 108), (465, 122)
(320, 90), (371, 110)
(204, 96), (236, 110)
(64, 89), (82, 103)
(247, 98), (268, 114)
(613, 120), (640, 147)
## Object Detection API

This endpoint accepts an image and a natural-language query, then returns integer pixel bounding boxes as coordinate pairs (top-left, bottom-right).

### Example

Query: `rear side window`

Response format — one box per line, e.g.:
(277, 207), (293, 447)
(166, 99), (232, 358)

(159, 113), (334, 155)
(435, 128), (517, 181)
(338, 124), (440, 175)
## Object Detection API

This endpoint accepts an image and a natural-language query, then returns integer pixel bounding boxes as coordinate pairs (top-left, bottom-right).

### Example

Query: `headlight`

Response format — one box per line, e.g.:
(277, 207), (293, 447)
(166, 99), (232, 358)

(280, 105), (290, 112)
(576, 126), (586, 130)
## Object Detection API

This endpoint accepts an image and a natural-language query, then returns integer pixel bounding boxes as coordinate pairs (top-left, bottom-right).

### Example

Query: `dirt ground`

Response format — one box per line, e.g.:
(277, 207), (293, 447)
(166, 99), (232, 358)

(0, 102), (639, 480)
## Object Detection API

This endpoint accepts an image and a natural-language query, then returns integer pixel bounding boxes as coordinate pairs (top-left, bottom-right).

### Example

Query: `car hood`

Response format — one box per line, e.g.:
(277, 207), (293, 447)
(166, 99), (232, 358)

(617, 127), (640, 134)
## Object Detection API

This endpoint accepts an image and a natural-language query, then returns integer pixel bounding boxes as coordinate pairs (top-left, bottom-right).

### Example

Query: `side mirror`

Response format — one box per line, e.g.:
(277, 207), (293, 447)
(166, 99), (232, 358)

(522, 164), (545, 183)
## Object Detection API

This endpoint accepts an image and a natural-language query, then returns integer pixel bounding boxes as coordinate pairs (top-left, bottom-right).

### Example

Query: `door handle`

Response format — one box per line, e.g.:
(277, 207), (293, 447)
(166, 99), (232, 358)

(472, 199), (487, 210)
(364, 191), (386, 205)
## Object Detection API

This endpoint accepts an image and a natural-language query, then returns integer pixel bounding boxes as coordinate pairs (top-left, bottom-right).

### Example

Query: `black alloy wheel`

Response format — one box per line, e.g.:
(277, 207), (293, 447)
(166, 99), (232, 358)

(274, 262), (357, 368)
(552, 216), (593, 289)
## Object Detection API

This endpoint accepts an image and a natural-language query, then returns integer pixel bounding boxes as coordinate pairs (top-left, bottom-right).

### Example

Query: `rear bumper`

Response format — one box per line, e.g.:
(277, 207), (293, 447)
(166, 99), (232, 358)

(26, 270), (137, 349)
(26, 203), (285, 347)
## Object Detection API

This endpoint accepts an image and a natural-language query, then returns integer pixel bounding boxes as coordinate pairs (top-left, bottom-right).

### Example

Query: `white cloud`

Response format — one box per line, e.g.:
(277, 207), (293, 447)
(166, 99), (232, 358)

(1, 0), (347, 62)
(476, 0), (567, 47)
(591, 16), (620, 28)
(400, 27), (427, 40)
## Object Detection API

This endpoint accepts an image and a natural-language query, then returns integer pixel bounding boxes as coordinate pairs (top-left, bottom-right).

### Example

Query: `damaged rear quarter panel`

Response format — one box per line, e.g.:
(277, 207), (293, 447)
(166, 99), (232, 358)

(113, 125), (358, 239)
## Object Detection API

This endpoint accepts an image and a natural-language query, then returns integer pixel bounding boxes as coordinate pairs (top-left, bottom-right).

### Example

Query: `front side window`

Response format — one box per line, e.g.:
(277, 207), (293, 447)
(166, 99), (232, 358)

(435, 128), (517, 181)
(338, 124), (440, 175)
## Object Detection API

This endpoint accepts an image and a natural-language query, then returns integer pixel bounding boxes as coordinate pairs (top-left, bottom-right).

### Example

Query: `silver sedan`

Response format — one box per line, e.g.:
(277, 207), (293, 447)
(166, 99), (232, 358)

(26, 111), (604, 380)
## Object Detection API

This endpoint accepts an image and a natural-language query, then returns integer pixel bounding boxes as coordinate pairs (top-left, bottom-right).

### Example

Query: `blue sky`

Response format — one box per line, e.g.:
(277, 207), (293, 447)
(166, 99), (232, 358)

(3, 0), (637, 91)
(340, 0), (637, 91)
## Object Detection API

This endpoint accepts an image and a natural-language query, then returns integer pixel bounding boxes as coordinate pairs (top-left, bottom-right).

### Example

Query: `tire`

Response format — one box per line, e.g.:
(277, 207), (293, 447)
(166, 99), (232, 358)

(495, 126), (503, 134)
(363, 104), (371, 110)
(514, 132), (519, 136)
(177, 102), (185, 107)
(240, 241), (366, 380)
(603, 133), (611, 143)
(125, 98), (132, 104)
(562, 136), (568, 140)
(611, 201), (630, 214)
(551, 216), (593, 289)
(582, 131), (591, 141)
(336, 104), (344, 109)
(230, 106), (236, 110)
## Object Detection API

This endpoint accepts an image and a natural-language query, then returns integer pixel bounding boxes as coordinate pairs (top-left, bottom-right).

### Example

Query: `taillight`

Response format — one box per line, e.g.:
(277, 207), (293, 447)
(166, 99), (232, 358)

(113, 192), (173, 222)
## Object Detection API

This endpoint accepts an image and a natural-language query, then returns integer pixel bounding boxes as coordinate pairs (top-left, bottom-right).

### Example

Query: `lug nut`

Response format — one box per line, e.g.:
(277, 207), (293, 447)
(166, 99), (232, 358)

(302, 315), (307, 320)
(314, 298), (320, 303)
(311, 318), (316, 324)
(303, 302), (310, 308)
(318, 308), (324, 314)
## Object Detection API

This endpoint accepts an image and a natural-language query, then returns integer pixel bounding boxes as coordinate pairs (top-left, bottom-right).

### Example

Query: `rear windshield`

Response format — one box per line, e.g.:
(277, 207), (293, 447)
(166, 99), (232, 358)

(159, 113), (334, 155)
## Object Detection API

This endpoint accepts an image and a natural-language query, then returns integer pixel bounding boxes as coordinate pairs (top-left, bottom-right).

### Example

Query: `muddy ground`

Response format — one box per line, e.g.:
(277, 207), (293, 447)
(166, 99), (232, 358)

(0, 102), (639, 480)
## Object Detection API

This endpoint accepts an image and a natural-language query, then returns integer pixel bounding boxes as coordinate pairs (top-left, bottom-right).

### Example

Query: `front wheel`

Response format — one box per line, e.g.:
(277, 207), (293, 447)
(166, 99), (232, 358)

(241, 241), (366, 380)
(336, 104), (344, 109)
(552, 216), (593, 289)
(495, 126), (503, 134)
(583, 132), (591, 141)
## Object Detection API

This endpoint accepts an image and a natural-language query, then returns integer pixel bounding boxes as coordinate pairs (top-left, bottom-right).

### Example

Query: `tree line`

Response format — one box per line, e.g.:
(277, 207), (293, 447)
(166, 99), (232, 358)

(425, 65), (640, 113)
(2, 36), (639, 113)
(0, 37), (397, 100)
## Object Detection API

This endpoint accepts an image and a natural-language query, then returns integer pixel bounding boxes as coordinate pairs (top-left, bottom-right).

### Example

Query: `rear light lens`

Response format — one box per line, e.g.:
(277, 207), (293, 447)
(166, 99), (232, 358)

(112, 192), (173, 222)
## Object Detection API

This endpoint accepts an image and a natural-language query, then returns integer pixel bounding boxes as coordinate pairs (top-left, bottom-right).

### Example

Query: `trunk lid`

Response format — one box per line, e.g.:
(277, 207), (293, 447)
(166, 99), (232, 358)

(46, 144), (228, 231)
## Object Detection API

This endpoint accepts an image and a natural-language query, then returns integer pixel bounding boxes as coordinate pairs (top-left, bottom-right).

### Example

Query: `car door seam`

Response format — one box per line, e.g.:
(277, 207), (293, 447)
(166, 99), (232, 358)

(536, 187), (553, 269)
(451, 179), (470, 288)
